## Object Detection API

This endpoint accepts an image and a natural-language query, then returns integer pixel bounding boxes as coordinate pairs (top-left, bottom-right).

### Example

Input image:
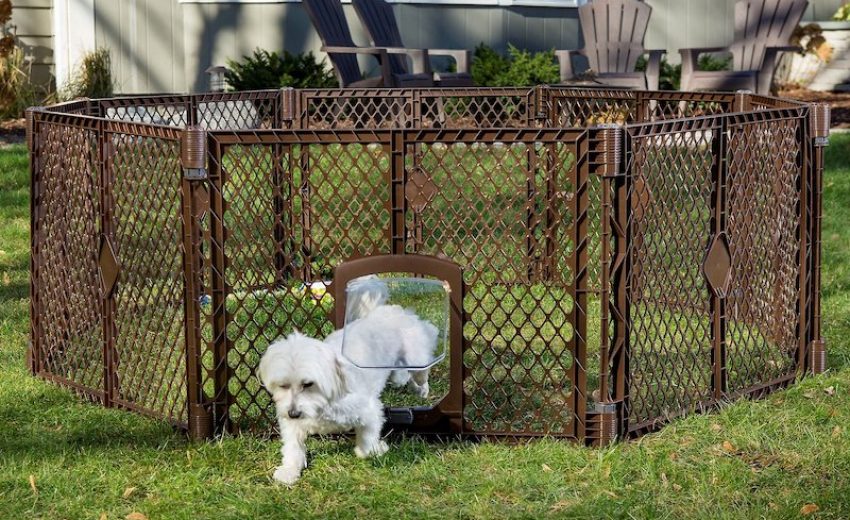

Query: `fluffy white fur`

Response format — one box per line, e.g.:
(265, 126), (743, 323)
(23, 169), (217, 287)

(258, 276), (437, 485)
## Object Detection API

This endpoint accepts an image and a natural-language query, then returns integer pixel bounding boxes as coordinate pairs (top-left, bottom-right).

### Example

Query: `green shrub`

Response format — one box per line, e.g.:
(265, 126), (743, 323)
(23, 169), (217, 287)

(635, 54), (732, 90)
(65, 48), (114, 99)
(834, 2), (850, 21)
(225, 48), (337, 90)
(470, 44), (560, 87)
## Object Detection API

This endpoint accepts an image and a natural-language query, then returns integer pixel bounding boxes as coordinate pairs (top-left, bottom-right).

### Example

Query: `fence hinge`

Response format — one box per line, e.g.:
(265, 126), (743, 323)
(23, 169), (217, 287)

(586, 401), (623, 446)
(811, 103), (830, 147)
(591, 124), (625, 178)
(181, 126), (208, 180)
(280, 87), (296, 125)
(734, 89), (752, 113)
(809, 339), (827, 375)
(188, 403), (214, 440)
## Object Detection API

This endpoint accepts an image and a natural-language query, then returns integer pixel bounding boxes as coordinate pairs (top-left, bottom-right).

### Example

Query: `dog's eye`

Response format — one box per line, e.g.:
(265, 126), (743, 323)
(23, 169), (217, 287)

(280, 384), (291, 390)
(302, 381), (314, 389)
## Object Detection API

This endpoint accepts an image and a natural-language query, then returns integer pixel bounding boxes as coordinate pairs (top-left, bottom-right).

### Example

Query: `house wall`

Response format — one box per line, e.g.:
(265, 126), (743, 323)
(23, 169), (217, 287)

(30, 0), (850, 94)
(11, 0), (53, 86)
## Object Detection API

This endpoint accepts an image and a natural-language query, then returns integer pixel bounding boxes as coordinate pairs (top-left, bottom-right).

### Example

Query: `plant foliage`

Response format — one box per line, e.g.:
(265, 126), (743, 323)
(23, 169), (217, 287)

(225, 48), (338, 90)
(470, 44), (560, 87)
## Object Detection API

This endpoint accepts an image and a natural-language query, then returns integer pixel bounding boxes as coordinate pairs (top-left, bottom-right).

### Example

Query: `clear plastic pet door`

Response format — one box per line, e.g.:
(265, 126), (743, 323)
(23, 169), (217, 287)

(340, 277), (449, 369)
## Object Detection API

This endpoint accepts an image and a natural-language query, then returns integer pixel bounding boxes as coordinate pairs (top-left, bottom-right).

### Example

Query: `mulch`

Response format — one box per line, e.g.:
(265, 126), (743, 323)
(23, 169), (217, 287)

(779, 89), (850, 129)
(0, 118), (25, 146)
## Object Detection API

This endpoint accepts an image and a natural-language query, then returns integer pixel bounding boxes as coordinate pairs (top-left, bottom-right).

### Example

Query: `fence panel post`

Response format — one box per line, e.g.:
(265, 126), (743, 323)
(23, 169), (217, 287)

(707, 118), (730, 400)
(26, 109), (41, 375)
(589, 124), (628, 444)
(98, 121), (118, 408)
(808, 103), (829, 374)
(181, 126), (214, 439)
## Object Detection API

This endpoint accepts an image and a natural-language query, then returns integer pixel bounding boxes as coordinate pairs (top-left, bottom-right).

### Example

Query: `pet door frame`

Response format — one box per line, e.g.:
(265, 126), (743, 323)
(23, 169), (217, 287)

(334, 254), (465, 434)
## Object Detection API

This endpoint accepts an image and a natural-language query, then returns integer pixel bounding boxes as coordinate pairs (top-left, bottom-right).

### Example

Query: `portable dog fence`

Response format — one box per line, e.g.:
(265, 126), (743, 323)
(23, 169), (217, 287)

(27, 87), (829, 444)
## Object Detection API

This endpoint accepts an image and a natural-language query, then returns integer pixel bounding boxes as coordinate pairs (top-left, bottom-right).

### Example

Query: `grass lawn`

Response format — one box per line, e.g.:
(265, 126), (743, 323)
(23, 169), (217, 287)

(1, 136), (850, 519)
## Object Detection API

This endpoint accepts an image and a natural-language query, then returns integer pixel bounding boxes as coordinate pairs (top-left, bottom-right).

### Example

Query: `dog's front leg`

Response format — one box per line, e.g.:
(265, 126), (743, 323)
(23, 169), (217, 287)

(273, 422), (308, 485)
(353, 399), (388, 459)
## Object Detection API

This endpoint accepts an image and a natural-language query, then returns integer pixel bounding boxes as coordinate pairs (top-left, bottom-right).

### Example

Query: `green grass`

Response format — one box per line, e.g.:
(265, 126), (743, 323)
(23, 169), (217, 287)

(2, 137), (850, 518)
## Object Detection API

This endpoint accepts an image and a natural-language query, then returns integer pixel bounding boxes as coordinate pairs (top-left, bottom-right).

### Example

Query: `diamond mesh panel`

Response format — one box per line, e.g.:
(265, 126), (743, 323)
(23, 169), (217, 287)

(725, 118), (803, 393)
(299, 91), (412, 129)
(626, 124), (717, 428)
(208, 137), (392, 431)
(110, 131), (188, 424)
(407, 138), (579, 436)
(419, 91), (534, 128)
(35, 122), (105, 398)
(104, 103), (189, 127)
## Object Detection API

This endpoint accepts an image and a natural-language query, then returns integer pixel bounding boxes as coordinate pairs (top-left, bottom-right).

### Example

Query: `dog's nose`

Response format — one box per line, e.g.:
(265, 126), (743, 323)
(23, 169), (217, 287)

(287, 409), (302, 419)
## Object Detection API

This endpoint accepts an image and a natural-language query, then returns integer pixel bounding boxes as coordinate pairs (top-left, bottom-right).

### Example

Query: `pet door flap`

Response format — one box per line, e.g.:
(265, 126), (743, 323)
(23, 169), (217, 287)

(340, 277), (449, 370)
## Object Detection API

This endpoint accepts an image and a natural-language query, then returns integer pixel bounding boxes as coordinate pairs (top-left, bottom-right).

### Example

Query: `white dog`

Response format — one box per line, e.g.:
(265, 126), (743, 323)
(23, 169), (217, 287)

(259, 276), (437, 485)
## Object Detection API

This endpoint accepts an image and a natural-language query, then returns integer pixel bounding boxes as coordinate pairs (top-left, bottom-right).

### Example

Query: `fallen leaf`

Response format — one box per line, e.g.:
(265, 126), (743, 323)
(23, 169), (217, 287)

(710, 423), (722, 432)
(672, 483), (682, 491)
(660, 473), (668, 485)
(541, 464), (552, 473)
(833, 426), (841, 438)
(803, 391), (816, 399)
(824, 386), (835, 396)
(100, 514), (107, 520)
(668, 452), (678, 462)
(800, 503), (819, 515)
(126, 513), (148, 520)
(1, 272), (9, 285)
(722, 441), (736, 453)
(28, 475), (37, 494)
(122, 486), (137, 499)
(603, 490), (617, 498)
(828, 408), (839, 417)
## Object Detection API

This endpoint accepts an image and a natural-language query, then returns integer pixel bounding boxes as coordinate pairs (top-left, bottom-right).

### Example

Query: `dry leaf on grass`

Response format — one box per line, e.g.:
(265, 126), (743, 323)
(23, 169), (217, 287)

(800, 503), (819, 515)
(710, 423), (722, 432)
(99, 514), (107, 520)
(28, 475), (37, 494)
(541, 464), (552, 473)
(722, 441), (736, 453)
(824, 386), (835, 396)
(126, 513), (148, 520)
(804, 391), (816, 399)
(122, 487), (137, 499)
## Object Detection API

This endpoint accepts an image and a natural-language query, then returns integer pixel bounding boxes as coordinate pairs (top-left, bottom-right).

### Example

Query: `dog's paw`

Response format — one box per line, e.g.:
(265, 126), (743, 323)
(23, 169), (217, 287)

(354, 440), (389, 459)
(416, 382), (429, 398)
(272, 466), (301, 486)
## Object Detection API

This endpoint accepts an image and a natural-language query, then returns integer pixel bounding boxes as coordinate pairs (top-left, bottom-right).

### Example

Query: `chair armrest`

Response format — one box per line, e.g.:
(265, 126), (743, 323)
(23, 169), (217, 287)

(644, 49), (665, 91)
(321, 46), (392, 87)
(424, 49), (471, 73)
(554, 49), (583, 82)
(765, 45), (803, 54)
(322, 45), (386, 55)
(381, 47), (431, 75)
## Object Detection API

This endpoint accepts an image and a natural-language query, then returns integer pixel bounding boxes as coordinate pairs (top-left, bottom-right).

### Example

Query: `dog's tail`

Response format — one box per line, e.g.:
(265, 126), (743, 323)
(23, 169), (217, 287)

(345, 275), (389, 320)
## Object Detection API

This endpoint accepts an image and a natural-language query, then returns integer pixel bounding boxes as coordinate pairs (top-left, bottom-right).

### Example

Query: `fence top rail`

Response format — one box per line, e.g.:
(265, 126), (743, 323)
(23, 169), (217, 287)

(30, 109), (185, 140)
(30, 87), (811, 134)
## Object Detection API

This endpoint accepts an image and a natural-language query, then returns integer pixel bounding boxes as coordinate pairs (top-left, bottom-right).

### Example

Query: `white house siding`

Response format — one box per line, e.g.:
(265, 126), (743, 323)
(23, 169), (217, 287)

(29, 0), (850, 94)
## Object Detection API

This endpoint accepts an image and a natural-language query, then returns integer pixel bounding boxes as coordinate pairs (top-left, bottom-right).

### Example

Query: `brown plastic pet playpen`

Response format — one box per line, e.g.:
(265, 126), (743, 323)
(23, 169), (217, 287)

(26, 86), (829, 445)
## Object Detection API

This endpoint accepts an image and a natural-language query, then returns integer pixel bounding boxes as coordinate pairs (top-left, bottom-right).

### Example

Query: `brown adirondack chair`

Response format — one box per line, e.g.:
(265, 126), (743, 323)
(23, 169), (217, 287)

(679, 0), (807, 94)
(352, 0), (474, 87)
(302, 0), (433, 87)
(555, 0), (664, 90)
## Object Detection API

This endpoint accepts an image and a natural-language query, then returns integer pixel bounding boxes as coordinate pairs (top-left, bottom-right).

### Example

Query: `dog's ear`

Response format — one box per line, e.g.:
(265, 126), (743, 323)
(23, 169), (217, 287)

(330, 356), (348, 399)
(258, 344), (278, 388)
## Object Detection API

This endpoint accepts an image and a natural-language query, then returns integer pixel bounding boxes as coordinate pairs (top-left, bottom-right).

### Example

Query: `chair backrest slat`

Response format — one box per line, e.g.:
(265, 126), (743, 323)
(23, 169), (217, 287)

(579, 0), (651, 74)
(302, 0), (363, 86)
(730, 0), (808, 71)
(352, 0), (409, 75)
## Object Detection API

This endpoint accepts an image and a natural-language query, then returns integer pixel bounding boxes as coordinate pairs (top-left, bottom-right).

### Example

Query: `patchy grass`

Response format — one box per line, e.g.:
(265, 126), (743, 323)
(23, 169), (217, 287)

(1, 137), (850, 519)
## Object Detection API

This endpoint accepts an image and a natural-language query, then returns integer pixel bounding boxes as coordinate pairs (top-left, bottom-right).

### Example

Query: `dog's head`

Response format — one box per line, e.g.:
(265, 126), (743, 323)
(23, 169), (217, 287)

(258, 332), (346, 421)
